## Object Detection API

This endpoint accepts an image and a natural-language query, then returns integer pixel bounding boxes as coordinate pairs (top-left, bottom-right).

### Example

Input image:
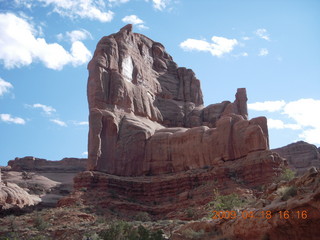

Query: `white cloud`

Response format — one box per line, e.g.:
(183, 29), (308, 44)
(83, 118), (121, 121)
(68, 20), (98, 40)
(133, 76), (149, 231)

(283, 99), (320, 129)
(82, 151), (88, 156)
(74, 121), (89, 126)
(122, 15), (144, 25)
(122, 15), (148, 30)
(137, 24), (149, 30)
(0, 13), (92, 70)
(255, 28), (270, 41)
(180, 36), (238, 57)
(242, 36), (250, 41)
(258, 48), (269, 56)
(65, 29), (92, 42)
(0, 78), (13, 96)
(108, 0), (130, 5)
(267, 118), (301, 130)
(37, 0), (114, 22)
(31, 103), (56, 115)
(50, 119), (67, 127)
(248, 100), (286, 112)
(152, 0), (168, 10)
(0, 114), (26, 125)
(250, 98), (320, 145)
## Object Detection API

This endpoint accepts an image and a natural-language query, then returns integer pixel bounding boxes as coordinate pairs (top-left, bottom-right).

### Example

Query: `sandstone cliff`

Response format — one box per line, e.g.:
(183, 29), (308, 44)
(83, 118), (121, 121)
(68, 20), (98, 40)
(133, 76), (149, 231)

(87, 24), (271, 177)
(273, 141), (320, 174)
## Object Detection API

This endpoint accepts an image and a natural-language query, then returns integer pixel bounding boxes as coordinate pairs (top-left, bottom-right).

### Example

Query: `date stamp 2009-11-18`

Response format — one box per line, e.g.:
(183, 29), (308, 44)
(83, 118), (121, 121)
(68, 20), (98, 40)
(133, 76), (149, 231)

(211, 210), (308, 220)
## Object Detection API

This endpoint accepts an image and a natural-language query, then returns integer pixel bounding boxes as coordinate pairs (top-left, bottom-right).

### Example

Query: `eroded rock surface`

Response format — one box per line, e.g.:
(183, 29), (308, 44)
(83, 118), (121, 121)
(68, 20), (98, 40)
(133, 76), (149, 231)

(87, 24), (271, 176)
(8, 156), (87, 172)
(273, 141), (320, 174)
(0, 182), (39, 209)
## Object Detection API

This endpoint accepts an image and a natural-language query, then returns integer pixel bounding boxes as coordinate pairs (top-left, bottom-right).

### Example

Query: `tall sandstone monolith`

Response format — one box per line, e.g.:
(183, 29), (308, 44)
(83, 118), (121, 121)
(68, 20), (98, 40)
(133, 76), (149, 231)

(87, 24), (271, 177)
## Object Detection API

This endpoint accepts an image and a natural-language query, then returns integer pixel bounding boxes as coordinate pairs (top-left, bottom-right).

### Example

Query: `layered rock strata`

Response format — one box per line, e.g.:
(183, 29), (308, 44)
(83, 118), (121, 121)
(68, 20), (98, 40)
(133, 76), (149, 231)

(74, 150), (284, 217)
(273, 141), (320, 174)
(87, 24), (271, 176)
(8, 156), (87, 172)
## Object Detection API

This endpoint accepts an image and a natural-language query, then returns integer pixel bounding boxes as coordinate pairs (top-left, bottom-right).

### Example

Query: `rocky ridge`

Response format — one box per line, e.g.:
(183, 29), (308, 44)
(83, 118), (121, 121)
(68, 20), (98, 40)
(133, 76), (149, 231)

(273, 141), (320, 174)
(8, 156), (87, 172)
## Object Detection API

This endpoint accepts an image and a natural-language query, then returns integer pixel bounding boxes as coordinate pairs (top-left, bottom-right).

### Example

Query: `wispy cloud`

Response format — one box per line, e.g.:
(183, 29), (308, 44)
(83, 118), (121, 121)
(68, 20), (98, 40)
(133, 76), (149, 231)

(255, 28), (270, 41)
(0, 78), (13, 96)
(248, 100), (285, 112)
(249, 98), (320, 145)
(82, 151), (88, 156)
(151, 0), (168, 11)
(0, 114), (26, 125)
(58, 29), (92, 43)
(180, 36), (238, 57)
(122, 15), (148, 30)
(0, 13), (92, 70)
(267, 118), (301, 130)
(258, 48), (269, 56)
(34, 0), (114, 22)
(50, 119), (67, 127)
(73, 121), (89, 126)
(29, 103), (56, 115)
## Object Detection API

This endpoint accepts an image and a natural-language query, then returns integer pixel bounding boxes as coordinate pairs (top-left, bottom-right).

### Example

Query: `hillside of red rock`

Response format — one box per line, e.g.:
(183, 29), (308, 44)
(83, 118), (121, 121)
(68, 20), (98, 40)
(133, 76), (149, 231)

(273, 141), (320, 174)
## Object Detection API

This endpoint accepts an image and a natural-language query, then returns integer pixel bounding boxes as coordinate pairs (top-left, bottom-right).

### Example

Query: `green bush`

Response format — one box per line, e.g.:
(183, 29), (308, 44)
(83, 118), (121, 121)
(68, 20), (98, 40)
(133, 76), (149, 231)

(33, 215), (50, 231)
(134, 212), (151, 222)
(98, 221), (165, 240)
(208, 190), (247, 211)
(279, 186), (297, 201)
(278, 168), (296, 182)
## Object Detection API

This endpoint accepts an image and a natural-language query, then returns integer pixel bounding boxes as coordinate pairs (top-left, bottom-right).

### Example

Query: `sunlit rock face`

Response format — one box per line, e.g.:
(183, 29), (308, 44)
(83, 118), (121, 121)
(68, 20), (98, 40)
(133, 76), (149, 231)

(87, 24), (270, 176)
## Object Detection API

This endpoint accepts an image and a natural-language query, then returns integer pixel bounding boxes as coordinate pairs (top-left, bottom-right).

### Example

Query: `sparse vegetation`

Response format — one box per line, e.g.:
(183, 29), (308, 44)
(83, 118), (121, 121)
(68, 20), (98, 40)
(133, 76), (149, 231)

(277, 168), (296, 182)
(181, 228), (205, 239)
(134, 211), (151, 222)
(207, 190), (247, 211)
(33, 214), (50, 231)
(186, 208), (195, 218)
(98, 220), (165, 240)
(277, 186), (298, 201)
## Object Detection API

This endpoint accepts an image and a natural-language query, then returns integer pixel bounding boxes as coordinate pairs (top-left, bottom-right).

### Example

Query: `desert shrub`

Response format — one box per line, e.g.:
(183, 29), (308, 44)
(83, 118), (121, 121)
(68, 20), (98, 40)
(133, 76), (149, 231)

(98, 221), (165, 240)
(186, 208), (195, 218)
(208, 190), (247, 211)
(134, 212), (151, 222)
(82, 233), (102, 240)
(181, 228), (205, 239)
(33, 215), (50, 231)
(277, 186), (297, 201)
(278, 168), (296, 182)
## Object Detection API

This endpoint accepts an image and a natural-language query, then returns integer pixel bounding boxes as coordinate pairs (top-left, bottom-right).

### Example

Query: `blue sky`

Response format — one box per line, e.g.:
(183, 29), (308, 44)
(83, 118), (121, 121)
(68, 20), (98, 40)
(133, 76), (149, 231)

(0, 0), (319, 166)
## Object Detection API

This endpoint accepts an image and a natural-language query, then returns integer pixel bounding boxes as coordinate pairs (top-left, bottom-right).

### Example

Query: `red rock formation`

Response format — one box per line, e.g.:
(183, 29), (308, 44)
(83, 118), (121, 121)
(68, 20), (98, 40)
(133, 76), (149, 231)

(273, 141), (320, 174)
(8, 156), (87, 172)
(87, 24), (271, 176)
(172, 167), (320, 240)
(74, 150), (284, 218)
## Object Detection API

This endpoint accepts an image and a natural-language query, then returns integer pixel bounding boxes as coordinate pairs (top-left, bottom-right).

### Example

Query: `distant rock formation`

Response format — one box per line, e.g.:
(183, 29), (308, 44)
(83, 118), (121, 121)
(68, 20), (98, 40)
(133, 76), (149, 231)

(8, 156), (87, 172)
(87, 24), (272, 176)
(273, 141), (320, 174)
